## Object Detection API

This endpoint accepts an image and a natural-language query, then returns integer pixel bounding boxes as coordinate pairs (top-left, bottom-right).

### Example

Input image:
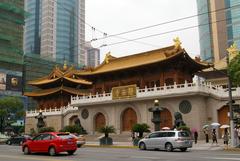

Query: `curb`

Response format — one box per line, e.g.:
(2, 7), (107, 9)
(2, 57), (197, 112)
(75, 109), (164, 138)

(224, 147), (240, 151)
(84, 145), (138, 149)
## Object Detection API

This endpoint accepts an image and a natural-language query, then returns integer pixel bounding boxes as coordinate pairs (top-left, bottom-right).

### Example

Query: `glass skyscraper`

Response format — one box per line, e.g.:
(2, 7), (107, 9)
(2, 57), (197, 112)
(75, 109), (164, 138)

(24, 0), (85, 66)
(196, 0), (240, 63)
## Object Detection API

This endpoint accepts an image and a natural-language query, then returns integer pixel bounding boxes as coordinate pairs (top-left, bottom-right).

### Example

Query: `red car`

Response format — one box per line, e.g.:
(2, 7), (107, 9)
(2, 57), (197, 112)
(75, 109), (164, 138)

(22, 132), (77, 156)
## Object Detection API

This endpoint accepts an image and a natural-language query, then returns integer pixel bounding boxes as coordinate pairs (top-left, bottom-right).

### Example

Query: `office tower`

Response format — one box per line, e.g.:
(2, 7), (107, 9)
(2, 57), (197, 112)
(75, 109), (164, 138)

(24, 0), (85, 66)
(85, 42), (100, 67)
(196, 0), (240, 62)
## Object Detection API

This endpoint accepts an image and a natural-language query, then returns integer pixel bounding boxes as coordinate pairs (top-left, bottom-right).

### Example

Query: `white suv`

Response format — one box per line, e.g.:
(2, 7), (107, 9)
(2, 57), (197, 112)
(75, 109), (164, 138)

(138, 130), (192, 152)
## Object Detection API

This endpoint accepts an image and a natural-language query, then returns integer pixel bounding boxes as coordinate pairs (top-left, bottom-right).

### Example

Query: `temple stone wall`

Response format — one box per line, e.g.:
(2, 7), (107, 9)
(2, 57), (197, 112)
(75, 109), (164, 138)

(25, 94), (239, 140)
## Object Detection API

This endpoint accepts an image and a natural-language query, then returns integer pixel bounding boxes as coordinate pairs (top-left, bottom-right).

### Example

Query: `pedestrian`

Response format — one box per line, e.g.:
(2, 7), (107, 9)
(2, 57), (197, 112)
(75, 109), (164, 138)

(203, 129), (209, 143)
(194, 131), (198, 144)
(212, 129), (218, 144)
(131, 131), (135, 141)
(222, 128), (229, 146)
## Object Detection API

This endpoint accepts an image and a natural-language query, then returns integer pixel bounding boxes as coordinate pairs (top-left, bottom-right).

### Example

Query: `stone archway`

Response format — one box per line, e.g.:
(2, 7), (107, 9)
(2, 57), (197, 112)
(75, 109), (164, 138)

(121, 108), (137, 131)
(69, 115), (80, 126)
(94, 113), (106, 131)
(160, 108), (173, 129)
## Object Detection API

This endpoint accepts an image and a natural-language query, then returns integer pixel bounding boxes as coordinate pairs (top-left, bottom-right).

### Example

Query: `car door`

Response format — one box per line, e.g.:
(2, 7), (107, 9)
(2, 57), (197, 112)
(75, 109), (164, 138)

(145, 132), (160, 149)
(41, 134), (52, 152)
(30, 134), (43, 152)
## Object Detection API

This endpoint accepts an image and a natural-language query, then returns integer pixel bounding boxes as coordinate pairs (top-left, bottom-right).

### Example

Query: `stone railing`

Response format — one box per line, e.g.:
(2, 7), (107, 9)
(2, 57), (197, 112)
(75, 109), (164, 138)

(26, 105), (78, 117)
(71, 82), (240, 106)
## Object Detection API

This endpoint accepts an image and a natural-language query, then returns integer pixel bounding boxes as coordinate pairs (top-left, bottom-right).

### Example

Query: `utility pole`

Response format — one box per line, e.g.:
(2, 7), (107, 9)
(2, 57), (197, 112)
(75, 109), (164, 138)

(226, 43), (239, 147)
(226, 54), (236, 147)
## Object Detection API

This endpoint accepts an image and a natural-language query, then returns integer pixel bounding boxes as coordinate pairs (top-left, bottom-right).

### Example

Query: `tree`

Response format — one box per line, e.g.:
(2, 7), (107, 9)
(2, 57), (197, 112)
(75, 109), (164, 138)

(98, 125), (116, 138)
(0, 96), (24, 133)
(132, 123), (150, 138)
(98, 125), (116, 145)
(229, 52), (240, 86)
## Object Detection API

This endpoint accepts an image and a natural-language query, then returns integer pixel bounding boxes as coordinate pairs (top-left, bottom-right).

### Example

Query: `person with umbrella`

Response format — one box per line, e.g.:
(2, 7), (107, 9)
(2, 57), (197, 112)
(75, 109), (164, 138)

(203, 128), (209, 143)
(212, 129), (218, 144)
(222, 128), (229, 146)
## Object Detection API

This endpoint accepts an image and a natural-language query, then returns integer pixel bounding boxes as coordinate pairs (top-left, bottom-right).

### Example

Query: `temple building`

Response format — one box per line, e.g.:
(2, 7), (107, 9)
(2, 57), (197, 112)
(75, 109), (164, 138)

(25, 39), (240, 137)
(24, 63), (92, 109)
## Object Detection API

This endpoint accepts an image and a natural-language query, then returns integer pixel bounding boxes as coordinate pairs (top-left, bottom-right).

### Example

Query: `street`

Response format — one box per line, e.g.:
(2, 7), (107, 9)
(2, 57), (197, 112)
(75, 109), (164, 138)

(0, 145), (240, 161)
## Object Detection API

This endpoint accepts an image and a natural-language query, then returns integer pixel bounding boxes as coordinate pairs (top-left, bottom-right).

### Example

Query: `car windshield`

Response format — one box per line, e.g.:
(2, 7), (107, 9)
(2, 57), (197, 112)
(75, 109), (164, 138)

(178, 131), (190, 137)
(57, 134), (73, 139)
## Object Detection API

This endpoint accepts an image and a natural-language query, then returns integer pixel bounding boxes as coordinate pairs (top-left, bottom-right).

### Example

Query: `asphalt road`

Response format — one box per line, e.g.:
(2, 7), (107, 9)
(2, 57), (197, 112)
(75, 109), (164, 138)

(0, 145), (240, 161)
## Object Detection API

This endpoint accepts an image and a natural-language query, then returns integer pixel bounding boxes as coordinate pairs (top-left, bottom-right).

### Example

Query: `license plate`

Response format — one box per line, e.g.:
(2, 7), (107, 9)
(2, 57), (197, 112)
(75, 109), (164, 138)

(68, 141), (73, 144)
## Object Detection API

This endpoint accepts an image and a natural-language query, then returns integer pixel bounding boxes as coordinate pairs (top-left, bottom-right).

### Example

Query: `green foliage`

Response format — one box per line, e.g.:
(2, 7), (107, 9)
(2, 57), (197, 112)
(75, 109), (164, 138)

(98, 125), (116, 138)
(30, 128), (36, 136)
(132, 123), (150, 138)
(229, 52), (240, 86)
(38, 127), (55, 133)
(60, 125), (86, 134)
(0, 96), (24, 133)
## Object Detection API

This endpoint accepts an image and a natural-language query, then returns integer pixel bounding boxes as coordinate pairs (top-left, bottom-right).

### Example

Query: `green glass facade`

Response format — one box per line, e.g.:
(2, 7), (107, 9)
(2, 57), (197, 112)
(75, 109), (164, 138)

(0, 0), (25, 97)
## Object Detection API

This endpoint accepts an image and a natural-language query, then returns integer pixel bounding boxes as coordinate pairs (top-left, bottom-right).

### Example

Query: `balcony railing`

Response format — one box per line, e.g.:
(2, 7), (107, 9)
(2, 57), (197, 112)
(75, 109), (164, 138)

(71, 82), (240, 106)
(26, 82), (240, 116)
(26, 105), (78, 117)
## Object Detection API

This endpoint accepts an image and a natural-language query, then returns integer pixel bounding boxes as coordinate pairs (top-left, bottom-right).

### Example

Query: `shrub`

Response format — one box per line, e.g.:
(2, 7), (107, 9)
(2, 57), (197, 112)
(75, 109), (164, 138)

(60, 125), (86, 134)
(132, 123), (150, 138)
(38, 127), (55, 133)
(98, 125), (116, 138)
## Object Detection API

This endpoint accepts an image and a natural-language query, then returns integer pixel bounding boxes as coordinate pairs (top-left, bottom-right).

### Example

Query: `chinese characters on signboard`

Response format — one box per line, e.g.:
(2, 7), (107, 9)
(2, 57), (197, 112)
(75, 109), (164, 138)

(0, 73), (6, 90)
(112, 84), (136, 100)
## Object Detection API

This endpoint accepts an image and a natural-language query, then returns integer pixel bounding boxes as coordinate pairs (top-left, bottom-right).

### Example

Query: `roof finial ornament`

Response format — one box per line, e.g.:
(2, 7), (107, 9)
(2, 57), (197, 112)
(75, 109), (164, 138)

(227, 42), (239, 61)
(63, 60), (67, 70)
(104, 52), (111, 64)
(173, 37), (182, 50)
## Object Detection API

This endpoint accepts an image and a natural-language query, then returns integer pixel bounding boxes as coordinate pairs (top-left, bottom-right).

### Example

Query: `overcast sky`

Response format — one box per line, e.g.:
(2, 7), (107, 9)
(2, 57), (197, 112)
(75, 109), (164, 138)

(85, 0), (200, 62)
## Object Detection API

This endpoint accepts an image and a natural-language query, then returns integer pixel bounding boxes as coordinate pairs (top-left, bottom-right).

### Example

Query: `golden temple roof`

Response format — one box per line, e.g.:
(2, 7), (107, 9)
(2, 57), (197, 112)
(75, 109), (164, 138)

(28, 65), (92, 86)
(76, 45), (208, 76)
(24, 86), (89, 97)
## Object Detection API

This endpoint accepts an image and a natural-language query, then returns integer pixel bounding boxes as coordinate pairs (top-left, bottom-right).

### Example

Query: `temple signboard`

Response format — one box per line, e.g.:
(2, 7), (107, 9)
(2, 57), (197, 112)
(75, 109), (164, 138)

(112, 84), (136, 100)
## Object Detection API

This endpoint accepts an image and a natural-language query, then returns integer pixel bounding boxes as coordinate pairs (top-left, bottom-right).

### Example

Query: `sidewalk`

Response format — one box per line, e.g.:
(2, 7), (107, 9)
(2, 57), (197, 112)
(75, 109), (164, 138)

(84, 140), (227, 151)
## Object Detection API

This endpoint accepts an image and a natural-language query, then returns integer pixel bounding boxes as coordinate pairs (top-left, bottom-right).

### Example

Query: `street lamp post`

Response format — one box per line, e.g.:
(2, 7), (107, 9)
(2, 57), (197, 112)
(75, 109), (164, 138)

(148, 100), (164, 131)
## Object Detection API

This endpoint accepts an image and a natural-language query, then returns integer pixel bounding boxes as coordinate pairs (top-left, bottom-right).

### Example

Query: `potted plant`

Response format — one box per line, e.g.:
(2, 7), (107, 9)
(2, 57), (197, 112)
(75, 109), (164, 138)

(132, 123), (150, 146)
(98, 125), (116, 145)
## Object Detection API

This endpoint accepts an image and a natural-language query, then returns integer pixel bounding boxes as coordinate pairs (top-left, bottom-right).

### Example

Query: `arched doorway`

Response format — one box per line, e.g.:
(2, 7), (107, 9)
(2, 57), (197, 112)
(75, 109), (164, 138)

(122, 108), (137, 131)
(94, 113), (106, 131)
(69, 115), (80, 126)
(218, 106), (229, 134)
(160, 108), (173, 129)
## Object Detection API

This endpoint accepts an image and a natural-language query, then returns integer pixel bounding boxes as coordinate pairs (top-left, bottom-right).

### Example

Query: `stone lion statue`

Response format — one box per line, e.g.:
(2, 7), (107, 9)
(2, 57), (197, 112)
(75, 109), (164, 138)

(174, 112), (186, 128)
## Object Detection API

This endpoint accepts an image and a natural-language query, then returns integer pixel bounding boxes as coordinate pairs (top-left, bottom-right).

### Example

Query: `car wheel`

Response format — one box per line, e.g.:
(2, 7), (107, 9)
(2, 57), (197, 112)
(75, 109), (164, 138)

(139, 142), (146, 150)
(165, 143), (173, 152)
(180, 148), (187, 152)
(23, 146), (30, 155)
(48, 147), (56, 156)
(67, 150), (76, 155)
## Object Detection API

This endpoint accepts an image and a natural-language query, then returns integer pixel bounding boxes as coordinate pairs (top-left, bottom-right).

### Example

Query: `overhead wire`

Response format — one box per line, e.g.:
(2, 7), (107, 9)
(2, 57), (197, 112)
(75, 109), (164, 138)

(26, 1), (240, 66)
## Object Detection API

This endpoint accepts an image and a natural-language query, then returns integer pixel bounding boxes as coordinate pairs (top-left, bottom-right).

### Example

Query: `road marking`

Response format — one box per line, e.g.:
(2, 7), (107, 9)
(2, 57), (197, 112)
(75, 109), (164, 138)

(131, 155), (160, 159)
(203, 157), (240, 160)
(0, 154), (73, 161)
